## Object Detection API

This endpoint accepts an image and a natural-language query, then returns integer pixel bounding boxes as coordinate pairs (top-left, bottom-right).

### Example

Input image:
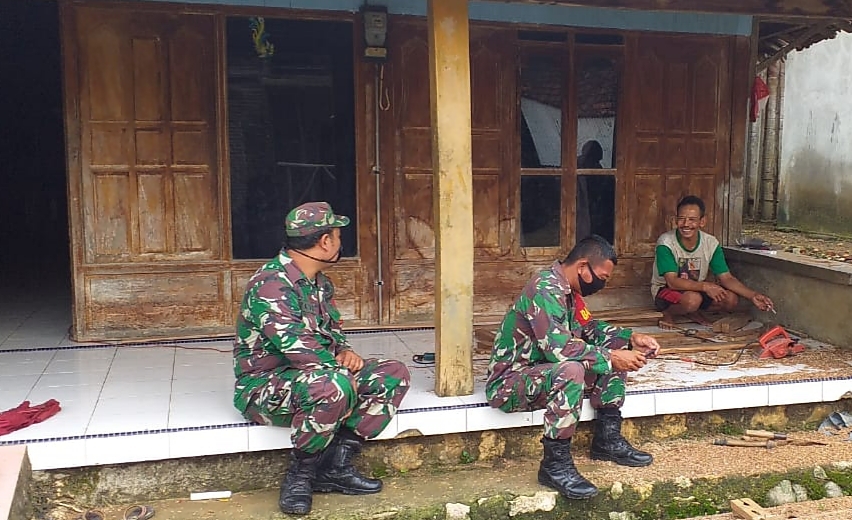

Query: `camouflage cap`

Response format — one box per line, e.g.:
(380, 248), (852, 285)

(285, 202), (350, 237)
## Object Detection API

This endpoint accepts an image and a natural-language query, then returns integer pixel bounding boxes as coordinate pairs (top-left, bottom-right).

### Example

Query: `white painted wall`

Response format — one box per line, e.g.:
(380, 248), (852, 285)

(779, 32), (852, 235)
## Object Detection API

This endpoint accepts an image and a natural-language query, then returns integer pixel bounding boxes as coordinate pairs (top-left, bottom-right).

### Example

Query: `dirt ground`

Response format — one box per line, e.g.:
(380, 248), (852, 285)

(741, 221), (852, 262)
(65, 428), (852, 520)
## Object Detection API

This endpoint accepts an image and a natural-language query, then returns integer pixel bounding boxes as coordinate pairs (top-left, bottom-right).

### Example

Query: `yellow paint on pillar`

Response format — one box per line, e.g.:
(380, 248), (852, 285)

(428, 0), (474, 397)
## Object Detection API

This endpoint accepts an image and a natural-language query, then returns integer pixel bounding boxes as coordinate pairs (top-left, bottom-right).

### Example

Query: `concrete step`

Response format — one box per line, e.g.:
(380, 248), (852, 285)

(0, 446), (30, 520)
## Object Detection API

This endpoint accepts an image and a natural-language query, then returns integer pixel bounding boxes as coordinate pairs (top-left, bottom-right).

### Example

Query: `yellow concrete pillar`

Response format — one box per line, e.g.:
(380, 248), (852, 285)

(427, 0), (474, 397)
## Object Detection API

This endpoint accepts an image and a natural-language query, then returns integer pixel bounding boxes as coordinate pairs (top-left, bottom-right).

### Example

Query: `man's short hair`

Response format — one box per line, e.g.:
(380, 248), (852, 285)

(563, 234), (618, 267)
(677, 195), (706, 217)
(283, 229), (329, 251)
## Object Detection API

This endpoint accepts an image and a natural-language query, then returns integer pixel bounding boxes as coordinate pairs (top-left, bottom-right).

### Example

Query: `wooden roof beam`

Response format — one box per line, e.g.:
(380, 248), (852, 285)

(756, 21), (834, 71)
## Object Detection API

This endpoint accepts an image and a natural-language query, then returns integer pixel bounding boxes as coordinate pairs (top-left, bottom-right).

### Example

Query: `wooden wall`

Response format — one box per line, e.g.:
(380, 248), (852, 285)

(61, 2), (748, 340)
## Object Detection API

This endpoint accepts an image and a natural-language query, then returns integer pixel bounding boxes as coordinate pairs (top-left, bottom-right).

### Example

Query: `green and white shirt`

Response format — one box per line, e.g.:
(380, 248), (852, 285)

(650, 229), (729, 298)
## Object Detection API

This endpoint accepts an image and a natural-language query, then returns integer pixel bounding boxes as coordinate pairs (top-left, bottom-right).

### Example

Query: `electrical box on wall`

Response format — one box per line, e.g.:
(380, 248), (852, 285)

(361, 5), (388, 61)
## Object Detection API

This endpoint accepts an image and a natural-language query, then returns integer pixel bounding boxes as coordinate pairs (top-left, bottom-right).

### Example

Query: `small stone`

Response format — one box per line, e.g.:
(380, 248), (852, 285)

(608, 512), (636, 520)
(610, 481), (624, 499)
(508, 491), (558, 517)
(445, 503), (470, 520)
(831, 460), (852, 471)
(632, 481), (654, 501)
(766, 480), (797, 506)
(814, 466), (828, 480)
(674, 475), (693, 489)
(825, 481), (845, 498)
(793, 483), (809, 502)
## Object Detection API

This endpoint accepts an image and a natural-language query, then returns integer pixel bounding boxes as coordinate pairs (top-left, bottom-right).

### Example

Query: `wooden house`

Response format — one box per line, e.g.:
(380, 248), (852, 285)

(56, 0), (851, 394)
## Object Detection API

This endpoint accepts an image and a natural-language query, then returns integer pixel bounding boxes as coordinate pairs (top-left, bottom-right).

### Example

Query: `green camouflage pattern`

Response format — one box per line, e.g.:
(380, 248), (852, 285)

(233, 250), (410, 453)
(285, 201), (350, 237)
(486, 260), (631, 439)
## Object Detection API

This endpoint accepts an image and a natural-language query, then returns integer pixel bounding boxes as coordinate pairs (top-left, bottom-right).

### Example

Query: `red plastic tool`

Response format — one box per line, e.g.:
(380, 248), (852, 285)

(758, 325), (805, 359)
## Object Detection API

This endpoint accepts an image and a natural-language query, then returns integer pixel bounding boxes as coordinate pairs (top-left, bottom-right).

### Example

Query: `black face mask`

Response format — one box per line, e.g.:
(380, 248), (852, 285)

(579, 266), (607, 296)
(291, 244), (343, 264)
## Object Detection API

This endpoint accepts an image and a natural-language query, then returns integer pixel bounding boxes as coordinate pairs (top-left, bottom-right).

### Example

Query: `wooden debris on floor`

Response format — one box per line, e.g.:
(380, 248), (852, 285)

(730, 497), (769, 519)
(712, 313), (752, 334)
(474, 308), (770, 356)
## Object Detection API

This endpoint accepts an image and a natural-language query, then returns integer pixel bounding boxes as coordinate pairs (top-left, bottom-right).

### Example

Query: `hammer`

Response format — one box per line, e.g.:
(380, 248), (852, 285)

(713, 438), (777, 448)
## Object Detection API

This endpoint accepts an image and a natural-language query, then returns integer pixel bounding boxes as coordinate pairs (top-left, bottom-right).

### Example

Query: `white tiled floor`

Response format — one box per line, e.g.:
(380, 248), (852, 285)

(3, 292), (852, 471)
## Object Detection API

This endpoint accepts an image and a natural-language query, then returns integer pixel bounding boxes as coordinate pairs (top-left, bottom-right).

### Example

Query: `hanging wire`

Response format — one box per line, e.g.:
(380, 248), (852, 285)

(378, 64), (391, 111)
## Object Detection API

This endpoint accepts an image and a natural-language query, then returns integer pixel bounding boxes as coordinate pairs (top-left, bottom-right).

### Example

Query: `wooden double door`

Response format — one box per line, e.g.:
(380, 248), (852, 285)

(377, 22), (736, 324)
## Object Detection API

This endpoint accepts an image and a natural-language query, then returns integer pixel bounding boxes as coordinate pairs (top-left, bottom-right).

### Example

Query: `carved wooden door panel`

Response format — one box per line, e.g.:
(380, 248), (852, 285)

(66, 5), (225, 339)
(383, 21), (513, 323)
(625, 35), (731, 256)
(74, 7), (219, 263)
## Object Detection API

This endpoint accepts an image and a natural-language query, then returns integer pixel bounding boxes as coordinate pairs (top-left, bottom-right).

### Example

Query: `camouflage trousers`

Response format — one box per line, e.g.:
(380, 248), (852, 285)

(243, 358), (410, 453)
(486, 360), (626, 439)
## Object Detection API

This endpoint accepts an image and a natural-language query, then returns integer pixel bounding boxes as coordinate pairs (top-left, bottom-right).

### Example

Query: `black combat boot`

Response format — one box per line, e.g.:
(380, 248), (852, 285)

(279, 449), (321, 515)
(538, 437), (598, 499)
(314, 428), (383, 495)
(590, 408), (653, 467)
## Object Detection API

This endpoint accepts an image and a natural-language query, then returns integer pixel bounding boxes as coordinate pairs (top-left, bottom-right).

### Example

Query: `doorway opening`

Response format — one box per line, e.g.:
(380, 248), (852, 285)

(0, 0), (70, 349)
(226, 17), (357, 260)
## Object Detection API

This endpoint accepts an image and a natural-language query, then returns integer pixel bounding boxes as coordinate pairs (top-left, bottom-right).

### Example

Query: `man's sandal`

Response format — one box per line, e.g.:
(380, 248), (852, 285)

(124, 505), (156, 520)
(76, 511), (105, 520)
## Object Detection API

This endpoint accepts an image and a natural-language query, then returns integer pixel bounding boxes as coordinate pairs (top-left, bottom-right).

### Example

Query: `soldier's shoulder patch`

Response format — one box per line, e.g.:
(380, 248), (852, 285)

(572, 292), (593, 326)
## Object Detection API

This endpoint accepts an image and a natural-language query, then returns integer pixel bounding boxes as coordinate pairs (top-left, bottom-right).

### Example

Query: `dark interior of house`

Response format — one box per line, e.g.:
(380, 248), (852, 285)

(0, 0), (69, 300)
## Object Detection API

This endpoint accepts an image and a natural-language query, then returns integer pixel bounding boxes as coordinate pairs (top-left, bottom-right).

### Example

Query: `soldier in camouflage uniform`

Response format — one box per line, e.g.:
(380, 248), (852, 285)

(234, 202), (410, 516)
(486, 235), (660, 500)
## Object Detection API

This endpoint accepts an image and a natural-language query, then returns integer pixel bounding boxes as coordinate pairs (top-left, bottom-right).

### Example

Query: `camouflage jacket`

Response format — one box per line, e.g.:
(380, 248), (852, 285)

(233, 250), (351, 412)
(486, 260), (632, 397)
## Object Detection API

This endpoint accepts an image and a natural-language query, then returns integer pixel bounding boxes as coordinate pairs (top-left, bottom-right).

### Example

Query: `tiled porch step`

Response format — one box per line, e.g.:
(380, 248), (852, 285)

(0, 445), (30, 520)
(6, 376), (852, 472)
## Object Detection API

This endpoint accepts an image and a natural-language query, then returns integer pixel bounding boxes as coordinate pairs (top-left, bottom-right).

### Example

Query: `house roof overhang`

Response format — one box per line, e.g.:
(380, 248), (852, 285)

(756, 18), (852, 71)
(500, 1), (851, 69)
(502, 0), (852, 19)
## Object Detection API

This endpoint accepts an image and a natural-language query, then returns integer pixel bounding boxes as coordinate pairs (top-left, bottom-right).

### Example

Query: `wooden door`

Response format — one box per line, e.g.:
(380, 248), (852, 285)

(65, 5), (225, 339)
(382, 21), (516, 323)
(625, 34), (732, 256)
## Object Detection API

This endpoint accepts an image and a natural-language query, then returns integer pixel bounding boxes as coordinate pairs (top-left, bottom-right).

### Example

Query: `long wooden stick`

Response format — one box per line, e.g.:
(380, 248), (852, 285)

(658, 342), (754, 354)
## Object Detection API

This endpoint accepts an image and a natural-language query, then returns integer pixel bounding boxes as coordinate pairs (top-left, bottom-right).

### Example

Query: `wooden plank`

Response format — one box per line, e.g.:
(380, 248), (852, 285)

(725, 34), (753, 245)
(659, 341), (754, 354)
(730, 498), (767, 520)
(428, 0), (474, 397)
(711, 313), (752, 333)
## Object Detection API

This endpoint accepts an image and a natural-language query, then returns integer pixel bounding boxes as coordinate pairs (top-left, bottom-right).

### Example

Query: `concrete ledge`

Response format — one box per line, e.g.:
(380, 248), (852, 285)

(725, 247), (852, 286)
(725, 247), (852, 346)
(0, 445), (31, 520)
(28, 400), (852, 515)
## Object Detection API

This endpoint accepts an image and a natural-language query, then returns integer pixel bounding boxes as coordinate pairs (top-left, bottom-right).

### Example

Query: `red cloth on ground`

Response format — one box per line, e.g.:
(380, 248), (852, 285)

(0, 399), (61, 436)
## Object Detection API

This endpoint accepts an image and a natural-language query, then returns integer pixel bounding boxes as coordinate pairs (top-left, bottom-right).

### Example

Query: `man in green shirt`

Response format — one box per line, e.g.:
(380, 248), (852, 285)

(651, 195), (774, 327)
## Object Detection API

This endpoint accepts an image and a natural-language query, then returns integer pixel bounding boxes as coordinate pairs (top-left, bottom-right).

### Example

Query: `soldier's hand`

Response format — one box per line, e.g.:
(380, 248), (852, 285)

(629, 332), (661, 359)
(610, 349), (647, 372)
(336, 350), (365, 374)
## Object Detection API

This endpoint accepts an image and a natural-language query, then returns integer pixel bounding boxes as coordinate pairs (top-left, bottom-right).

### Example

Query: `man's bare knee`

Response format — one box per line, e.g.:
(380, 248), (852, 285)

(721, 292), (739, 312)
(679, 292), (703, 313)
